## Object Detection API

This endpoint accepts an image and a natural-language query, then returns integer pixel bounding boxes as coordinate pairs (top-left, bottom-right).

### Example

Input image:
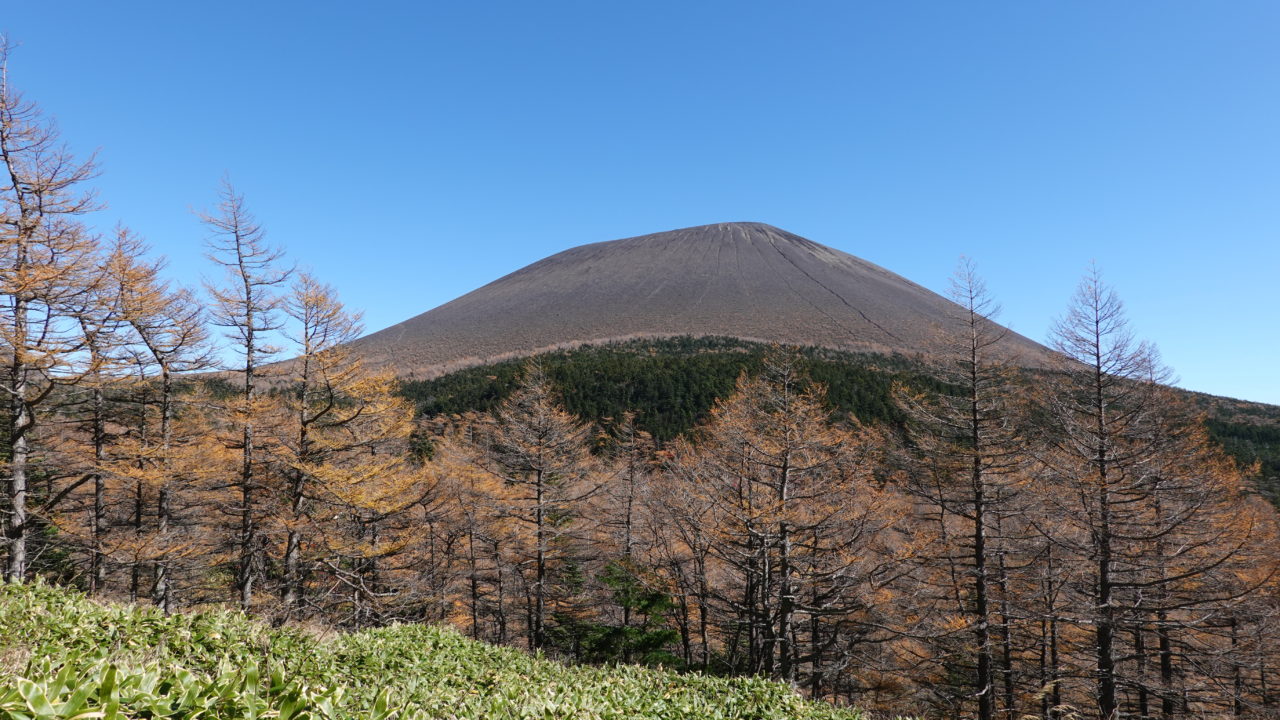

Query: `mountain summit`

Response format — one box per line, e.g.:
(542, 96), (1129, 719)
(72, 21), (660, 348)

(354, 222), (1053, 375)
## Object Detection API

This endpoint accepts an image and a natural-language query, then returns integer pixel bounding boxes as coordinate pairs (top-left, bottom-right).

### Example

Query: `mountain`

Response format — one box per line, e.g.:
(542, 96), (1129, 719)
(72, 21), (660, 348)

(353, 222), (1055, 376)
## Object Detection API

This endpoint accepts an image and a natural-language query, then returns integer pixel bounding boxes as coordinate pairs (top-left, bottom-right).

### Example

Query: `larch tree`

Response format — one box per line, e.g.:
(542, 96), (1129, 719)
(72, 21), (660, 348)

(669, 349), (902, 694)
(0, 39), (107, 582)
(483, 362), (599, 651)
(303, 429), (429, 627)
(275, 271), (418, 621)
(108, 229), (214, 611)
(646, 454), (717, 670)
(428, 420), (509, 641)
(1035, 266), (1157, 717)
(69, 235), (129, 595)
(1036, 266), (1276, 718)
(597, 412), (653, 577)
(278, 271), (361, 614)
(1130, 422), (1277, 718)
(895, 259), (1030, 720)
(593, 413), (655, 633)
(201, 181), (290, 609)
(580, 412), (679, 665)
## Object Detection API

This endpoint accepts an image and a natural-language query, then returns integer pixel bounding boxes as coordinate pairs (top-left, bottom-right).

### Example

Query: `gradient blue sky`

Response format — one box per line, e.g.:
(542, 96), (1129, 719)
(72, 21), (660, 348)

(4, 2), (1278, 402)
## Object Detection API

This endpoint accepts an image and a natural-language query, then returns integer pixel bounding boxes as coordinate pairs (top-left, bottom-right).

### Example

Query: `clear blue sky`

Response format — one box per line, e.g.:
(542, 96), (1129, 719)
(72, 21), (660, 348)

(5, 2), (1278, 403)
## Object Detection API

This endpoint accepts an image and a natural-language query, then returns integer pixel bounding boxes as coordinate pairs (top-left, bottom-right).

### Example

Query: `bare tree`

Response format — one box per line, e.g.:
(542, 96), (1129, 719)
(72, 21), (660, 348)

(1035, 266), (1276, 718)
(483, 362), (598, 651)
(0, 39), (105, 582)
(201, 181), (289, 609)
(668, 349), (902, 693)
(896, 259), (1030, 720)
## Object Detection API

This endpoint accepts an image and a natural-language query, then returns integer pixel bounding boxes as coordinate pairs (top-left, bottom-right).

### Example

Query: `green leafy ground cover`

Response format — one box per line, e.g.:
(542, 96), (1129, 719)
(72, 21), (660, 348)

(0, 582), (867, 719)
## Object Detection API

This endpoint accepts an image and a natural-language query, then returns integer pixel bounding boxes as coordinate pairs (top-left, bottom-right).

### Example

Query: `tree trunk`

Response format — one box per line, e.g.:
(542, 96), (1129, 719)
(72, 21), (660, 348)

(90, 471), (105, 593)
(89, 384), (106, 594)
(996, 551), (1015, 720)
(1135, 627), (1150, 720)
(4, 409), (28, 583)
(777, 457), (795, 685)
(973, 461), (994, 720)
(1158, 609), (1174, 720)
(533, 468), (546, 650)
(4, 299), (30, 584)
(1094, 356), (1119, 720)
(152, 370), (174, 613)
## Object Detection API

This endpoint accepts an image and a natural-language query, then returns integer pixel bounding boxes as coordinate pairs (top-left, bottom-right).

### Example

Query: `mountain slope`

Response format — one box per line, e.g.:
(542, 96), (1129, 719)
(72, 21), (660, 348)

(354, 222), (1055, 376)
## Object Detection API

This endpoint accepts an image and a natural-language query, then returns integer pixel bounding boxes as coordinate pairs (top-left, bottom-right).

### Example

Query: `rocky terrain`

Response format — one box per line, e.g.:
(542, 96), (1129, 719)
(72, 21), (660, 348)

(352, 222), (1055, 377)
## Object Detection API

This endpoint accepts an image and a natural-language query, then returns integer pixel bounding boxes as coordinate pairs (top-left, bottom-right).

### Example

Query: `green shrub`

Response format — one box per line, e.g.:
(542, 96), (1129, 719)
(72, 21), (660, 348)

(1, 582), (866, 719)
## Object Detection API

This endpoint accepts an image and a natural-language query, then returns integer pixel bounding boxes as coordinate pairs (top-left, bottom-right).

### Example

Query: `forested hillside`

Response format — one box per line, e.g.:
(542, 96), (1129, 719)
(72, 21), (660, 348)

(398, 337), (937, 441)
(1201, 400), (1280, 504)
(400, 335), (1280, 500)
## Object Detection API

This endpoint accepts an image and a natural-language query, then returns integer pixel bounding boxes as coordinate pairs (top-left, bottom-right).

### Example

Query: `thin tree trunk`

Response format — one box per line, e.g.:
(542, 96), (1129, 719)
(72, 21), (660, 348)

(282, 497), (302, 610)
(1232, 617), (1244, 718)
(1159, 609), (1175, 720)
(5, 405), (28, 583)
(87, 382), (107, 594)
(1094, 354), (1119, 720)
(533, 469), (546, 650)
(236, 266), (259, 611)
(675, 587), (692, 666)
(810, 527), (825, 699)
(697, 555), (710, 671)
(90, 471), (105, 592)
(238, 420), (256, 609)
(283, 353), (311, 613)
(4, 296), (30, 583)
(495, 541), (507, 644)
(1135, 627), (1150, 720)
(131, 478), (144, 602)
(152, 369), (174, 613)
(996, 551), (1015, 720)
(778, 457), (796, 685)
(973, 463), (994, 720)
(468, 524), (480, 639)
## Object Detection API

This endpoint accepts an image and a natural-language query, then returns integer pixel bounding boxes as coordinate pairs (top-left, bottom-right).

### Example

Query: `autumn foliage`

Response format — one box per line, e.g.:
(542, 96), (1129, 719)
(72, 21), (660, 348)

(3, 40), (1280, 719)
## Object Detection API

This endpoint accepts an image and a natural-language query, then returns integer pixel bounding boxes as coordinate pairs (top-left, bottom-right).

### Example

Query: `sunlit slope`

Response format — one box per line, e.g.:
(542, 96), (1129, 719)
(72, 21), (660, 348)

(354, 222), (1054, 376)
(0, 582), (868, 720)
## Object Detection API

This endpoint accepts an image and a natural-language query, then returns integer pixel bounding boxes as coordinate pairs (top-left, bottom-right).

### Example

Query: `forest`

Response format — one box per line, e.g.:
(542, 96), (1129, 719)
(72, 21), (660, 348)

(399, 336), (1280, 503)
(4, 40), (1280, 720)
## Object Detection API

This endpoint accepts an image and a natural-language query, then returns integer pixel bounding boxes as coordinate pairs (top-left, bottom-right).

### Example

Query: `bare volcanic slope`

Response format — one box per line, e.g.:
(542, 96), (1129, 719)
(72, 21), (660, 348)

(353, 222), (1055, 376)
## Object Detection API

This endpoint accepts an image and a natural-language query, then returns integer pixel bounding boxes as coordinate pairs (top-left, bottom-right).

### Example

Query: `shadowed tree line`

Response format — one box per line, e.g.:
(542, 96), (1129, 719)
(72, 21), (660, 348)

(399, 337), (939, 442)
